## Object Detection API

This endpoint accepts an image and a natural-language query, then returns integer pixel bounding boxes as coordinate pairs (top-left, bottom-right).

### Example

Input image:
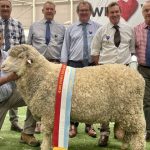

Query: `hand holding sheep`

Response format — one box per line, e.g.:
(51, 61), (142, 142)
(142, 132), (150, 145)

(0, 72), (19, 85)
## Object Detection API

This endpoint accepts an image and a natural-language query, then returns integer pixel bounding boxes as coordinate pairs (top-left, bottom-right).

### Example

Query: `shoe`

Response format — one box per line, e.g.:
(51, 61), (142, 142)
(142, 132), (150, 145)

(20, 132), (40, 147)
(98, 132), (109, 147)
(35, 122), (41, 134)
(69, 124), (77, 138)
(11, 122), (23, 132)
(146, 132), (150, 142)
(85, 126), (97, 138)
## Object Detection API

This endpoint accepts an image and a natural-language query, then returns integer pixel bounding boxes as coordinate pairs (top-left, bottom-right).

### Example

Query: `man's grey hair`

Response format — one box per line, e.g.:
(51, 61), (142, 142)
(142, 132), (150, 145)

(43, 1), (55, 8)
(76, 1), (93, 13)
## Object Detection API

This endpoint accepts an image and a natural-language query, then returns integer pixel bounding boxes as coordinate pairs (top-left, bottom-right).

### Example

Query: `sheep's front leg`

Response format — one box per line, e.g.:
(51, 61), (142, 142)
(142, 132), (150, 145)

(41, 132), (52, 150)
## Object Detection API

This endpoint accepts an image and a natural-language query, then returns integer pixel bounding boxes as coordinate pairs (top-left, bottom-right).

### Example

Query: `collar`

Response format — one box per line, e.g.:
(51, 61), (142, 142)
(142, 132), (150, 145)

(109, 21), (121, 29)
(42, 19), (54, 24)
(1, 18), (11, 23)
(143, 22), (150, 30)
(77, 19), (92, 26)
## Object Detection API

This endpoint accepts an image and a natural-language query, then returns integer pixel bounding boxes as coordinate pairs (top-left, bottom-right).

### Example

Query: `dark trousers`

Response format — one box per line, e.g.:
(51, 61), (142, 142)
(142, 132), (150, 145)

(0, 89), (36, 134)
(138, 65), (150, 132)
(9, 108), (18, 124)
(100, 123), (110, 132)
(68, 60), (95, 128)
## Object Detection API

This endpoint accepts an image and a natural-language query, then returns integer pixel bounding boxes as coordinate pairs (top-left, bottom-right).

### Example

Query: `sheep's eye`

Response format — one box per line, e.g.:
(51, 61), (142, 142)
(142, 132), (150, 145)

(18, 55), (23, 59)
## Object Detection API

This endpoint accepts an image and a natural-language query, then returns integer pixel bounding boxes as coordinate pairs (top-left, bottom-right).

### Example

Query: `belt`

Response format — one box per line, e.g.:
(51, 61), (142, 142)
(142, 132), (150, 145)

(68, 60), (83, 63)
(47, 59), (60, 63)
(68, 60), (96, 66)
(100, 63), (129, 66)
(139, 64), (150, 69)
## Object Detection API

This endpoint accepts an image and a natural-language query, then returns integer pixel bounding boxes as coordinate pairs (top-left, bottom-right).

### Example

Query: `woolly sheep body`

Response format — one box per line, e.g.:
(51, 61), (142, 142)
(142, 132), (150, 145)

(2, 44), (146, 150)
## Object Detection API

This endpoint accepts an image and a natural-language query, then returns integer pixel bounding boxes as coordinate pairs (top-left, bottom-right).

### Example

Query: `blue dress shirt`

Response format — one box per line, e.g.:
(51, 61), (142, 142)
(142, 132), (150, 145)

(0, 50), (13, 102)
(61, 20), (101, 63)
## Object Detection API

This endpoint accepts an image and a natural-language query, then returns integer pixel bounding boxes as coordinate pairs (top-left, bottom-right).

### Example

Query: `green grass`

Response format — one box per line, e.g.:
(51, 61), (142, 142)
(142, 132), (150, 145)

(0, 107), (150, 150)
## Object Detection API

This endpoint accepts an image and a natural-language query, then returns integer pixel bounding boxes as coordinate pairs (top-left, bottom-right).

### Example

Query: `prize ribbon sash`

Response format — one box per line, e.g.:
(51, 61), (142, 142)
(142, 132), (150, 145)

(52, 64), (76, 150)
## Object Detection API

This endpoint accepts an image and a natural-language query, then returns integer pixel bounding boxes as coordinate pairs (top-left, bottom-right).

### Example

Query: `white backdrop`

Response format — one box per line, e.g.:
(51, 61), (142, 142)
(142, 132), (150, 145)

(87, 0), (146, 27)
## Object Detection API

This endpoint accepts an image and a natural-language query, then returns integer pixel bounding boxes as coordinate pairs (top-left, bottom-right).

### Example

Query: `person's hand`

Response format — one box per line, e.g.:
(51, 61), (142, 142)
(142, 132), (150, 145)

(91, 55), (99, 65)
(0, 72), (19, 85)
(7, 72), (19, 81)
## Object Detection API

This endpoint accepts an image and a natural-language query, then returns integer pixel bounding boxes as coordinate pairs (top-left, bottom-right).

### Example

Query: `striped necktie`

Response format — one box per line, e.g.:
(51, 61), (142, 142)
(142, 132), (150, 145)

(45, 20), (51, 45)
(4, 20), (10, 51)
(82, 23), (89, 66)
(146, 27), (150, 66)
(114, 25), (121, 48)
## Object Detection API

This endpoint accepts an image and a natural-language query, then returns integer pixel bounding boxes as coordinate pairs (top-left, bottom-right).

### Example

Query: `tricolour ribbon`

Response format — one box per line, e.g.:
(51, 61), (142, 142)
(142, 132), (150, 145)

(52, 64), (76, 150)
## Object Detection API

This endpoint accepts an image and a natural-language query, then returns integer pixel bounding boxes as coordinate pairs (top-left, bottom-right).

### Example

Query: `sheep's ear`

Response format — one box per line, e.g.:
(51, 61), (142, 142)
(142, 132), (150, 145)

(26, 54), (34, 65)
(27, 59), (32, 64)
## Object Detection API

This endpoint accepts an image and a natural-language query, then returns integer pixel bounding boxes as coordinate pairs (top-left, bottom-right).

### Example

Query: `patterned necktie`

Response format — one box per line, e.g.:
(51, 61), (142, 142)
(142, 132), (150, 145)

(45, 20), (51, 45)
(114, 25), (121, 48)
(82, 23), (89, 66)
(146, 27), (150, 66)
(4, 20), (10, 51)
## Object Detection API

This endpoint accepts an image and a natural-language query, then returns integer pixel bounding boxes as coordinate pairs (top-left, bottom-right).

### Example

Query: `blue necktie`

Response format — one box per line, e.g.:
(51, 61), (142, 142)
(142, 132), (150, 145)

(4, 20), (10, 51)
(45, 21), (51, 45)
(82, 23), (89, 66)
(146, 27), (150, 66)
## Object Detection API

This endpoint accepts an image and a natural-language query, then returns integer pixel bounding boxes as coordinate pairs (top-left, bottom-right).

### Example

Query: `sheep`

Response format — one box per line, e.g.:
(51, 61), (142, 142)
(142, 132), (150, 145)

(1, 44), (146, 150)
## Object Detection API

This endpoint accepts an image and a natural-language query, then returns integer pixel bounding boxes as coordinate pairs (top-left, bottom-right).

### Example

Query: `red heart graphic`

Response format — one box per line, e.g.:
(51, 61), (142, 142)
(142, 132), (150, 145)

(118, 0), (138, 21)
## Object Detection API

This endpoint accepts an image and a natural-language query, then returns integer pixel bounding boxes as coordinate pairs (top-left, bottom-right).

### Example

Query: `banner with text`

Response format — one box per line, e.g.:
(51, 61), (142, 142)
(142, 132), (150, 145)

(87, 0), (145, 27)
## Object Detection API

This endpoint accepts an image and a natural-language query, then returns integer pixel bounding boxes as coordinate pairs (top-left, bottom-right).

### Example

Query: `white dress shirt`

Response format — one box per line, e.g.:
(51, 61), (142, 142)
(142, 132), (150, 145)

(91, 21), (135, 65)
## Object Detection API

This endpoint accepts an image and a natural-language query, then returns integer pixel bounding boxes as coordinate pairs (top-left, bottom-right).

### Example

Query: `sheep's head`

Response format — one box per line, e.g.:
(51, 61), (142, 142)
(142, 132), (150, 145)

(1, 44), (39, 76)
